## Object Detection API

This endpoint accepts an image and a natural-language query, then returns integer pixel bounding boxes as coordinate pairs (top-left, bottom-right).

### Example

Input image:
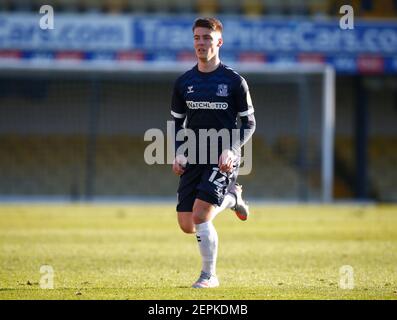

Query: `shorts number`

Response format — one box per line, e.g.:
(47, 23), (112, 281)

(208, 168), (227, 188)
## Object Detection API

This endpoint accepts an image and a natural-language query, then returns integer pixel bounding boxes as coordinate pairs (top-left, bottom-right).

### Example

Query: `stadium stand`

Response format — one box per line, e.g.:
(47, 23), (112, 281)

(218, 0), (241, 14)
(238, 137), (301, 199)
(307, 0), (330, 17)
(54, 0), (81, 12)
(285, 0), (309, 16)
(0, 133), (178, 197)
(0, 132), (327, 200)
(0, 1), (396, 202)
(1, 0), (396, 17)
(146, 0), (170, 13)
(168, 0), (195, 13)
(101, 0), (128, 12)
(127, 0), (147, 13)
(360, 0), (397, 18)
(1, 71), (395, 201)
(241, 0), (264, 16)
(196, 0), (219, 15)
(335, 136), (397, 202)
(261, 0), (285, 16)
(0, 134), (86, 196)
(369, 137), (397, 202)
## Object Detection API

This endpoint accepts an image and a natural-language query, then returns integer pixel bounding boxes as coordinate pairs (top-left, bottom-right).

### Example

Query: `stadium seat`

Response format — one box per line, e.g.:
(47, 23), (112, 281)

(31, 0), (47, 11)
(237, 137), (308, 199)
(333, 175), (354, 198)
(335, 135), (397, 201)
(218, 0), (241, 14)
(280, 136), (323, 167)
(369, 136), (397, 201)
(0, 0), (9, 11)
(7, 133), (395, 200)
(360, 0), (396, 18)
(56, 0), (81, 12)
(196, 0), (219, 15)
(335, 136), (354, 174)
(78, 0), (103, 13)
(262, 0), (287, 16)
(169, 0), (195, 13)
(242, 0), (264, 16)
(127, 0), (147, 13)
(91, 135), (176, 196)
(307, 0), (331, 17)
(8, 0), (34, 11)
(329, 0), (361, 16)
(32, 0), (67, 12)
(104, 0), (127, 14)
(0, 134), (87, 196)
(146, 0), (170, 13)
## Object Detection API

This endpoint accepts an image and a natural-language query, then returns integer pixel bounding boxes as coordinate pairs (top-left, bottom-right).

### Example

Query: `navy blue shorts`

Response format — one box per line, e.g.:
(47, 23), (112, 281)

(176, 163), (239, 212)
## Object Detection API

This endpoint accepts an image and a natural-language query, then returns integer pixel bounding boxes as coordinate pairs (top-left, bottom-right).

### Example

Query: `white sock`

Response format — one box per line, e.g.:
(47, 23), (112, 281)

(211, 193), (236, 220)
(195, 221), (218, 276)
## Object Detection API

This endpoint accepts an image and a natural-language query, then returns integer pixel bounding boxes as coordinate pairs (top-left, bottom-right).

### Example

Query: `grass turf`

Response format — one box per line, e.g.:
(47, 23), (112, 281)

(0, 204), (396, 300)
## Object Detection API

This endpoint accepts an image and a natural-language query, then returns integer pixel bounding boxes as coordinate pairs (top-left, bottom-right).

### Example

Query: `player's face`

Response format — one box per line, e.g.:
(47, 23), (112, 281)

(193, 27), (222, 62)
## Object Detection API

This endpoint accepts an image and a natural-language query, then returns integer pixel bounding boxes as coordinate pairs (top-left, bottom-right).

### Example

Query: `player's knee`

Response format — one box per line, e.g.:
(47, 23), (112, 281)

(192, 212), (207, 225)
(192, 200), (214, 224)
(177, 213), (196, 234)
(179, 223), (195, 234)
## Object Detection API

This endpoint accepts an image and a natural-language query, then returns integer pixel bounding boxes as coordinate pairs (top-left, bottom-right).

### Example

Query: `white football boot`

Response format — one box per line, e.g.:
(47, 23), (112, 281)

(192, 271), (219, 289)
(229, 183), (250, 221)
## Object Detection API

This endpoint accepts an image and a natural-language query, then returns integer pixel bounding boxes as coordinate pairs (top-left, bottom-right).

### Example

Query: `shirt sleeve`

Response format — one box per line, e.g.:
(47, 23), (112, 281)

(231, 113), (256, 155)
(231, 77), (256, 155)
(171, 79), (186, 119)
(235, 78), (255, 117)
(171, 79), (186, 157)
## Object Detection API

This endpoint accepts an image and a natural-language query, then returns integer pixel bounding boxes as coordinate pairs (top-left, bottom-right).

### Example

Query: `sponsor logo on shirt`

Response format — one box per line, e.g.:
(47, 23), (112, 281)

(186, 101), (228, 110)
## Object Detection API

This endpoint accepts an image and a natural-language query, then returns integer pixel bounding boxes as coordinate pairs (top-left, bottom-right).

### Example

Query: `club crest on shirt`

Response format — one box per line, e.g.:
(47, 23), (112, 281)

(216, 84), (228, 97)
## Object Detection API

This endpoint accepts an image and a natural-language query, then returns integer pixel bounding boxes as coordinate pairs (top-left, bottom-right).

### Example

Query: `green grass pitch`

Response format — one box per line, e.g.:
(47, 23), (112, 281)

(0, 203), (396, 300)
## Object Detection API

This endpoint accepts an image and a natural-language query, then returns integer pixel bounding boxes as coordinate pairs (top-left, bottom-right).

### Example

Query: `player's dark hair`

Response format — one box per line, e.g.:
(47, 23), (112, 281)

(192, 17), (223, 33)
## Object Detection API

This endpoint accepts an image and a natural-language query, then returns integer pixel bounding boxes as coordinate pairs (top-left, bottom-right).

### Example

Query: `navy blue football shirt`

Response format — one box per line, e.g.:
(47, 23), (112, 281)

(171, 62), (256, 162)
(171, 63), (254, 131)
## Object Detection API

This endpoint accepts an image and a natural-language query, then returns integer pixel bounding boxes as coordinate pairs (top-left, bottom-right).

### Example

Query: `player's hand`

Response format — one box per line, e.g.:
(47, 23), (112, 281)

(218, 149), (236, 173)
(172, 154), (187, 176)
